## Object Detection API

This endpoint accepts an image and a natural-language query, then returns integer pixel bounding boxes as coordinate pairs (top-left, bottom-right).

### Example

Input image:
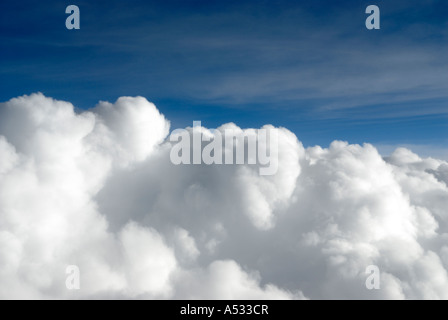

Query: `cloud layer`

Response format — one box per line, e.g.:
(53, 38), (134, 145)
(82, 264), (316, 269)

(0, 93), (447, 299)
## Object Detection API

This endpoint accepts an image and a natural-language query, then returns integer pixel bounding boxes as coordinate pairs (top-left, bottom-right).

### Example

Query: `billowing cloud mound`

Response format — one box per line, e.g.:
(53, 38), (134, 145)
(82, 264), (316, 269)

(0, 93), (447, 299)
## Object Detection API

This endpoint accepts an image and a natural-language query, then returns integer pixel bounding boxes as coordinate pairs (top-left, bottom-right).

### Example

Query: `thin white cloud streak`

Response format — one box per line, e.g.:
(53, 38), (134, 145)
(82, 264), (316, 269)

(0, 93), (447, 299)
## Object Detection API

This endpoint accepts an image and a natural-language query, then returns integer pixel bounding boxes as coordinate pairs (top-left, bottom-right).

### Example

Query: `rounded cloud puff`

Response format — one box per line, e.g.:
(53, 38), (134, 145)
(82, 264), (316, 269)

(0, 93), (447, 299)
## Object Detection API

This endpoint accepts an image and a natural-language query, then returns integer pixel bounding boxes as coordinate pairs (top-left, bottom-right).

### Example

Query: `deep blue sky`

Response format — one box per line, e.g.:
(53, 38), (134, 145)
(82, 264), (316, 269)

(1, 0), (447, 151)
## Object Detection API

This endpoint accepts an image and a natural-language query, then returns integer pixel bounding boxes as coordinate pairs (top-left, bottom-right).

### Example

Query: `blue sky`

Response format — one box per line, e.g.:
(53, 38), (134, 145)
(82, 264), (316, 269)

(1, 0), (447, 151)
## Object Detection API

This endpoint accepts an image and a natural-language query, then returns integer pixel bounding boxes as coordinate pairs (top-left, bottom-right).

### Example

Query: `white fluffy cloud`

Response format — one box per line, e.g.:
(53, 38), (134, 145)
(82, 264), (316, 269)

(0, 93), (447, 299)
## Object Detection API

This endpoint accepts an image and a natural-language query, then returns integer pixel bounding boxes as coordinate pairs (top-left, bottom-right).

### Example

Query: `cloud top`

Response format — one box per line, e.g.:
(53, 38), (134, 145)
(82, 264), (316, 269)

(0, 93), (447, 299)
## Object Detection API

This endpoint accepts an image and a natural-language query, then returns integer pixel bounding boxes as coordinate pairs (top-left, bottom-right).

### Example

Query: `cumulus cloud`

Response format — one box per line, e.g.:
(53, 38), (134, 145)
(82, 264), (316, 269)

(0, 93), (447, 299)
